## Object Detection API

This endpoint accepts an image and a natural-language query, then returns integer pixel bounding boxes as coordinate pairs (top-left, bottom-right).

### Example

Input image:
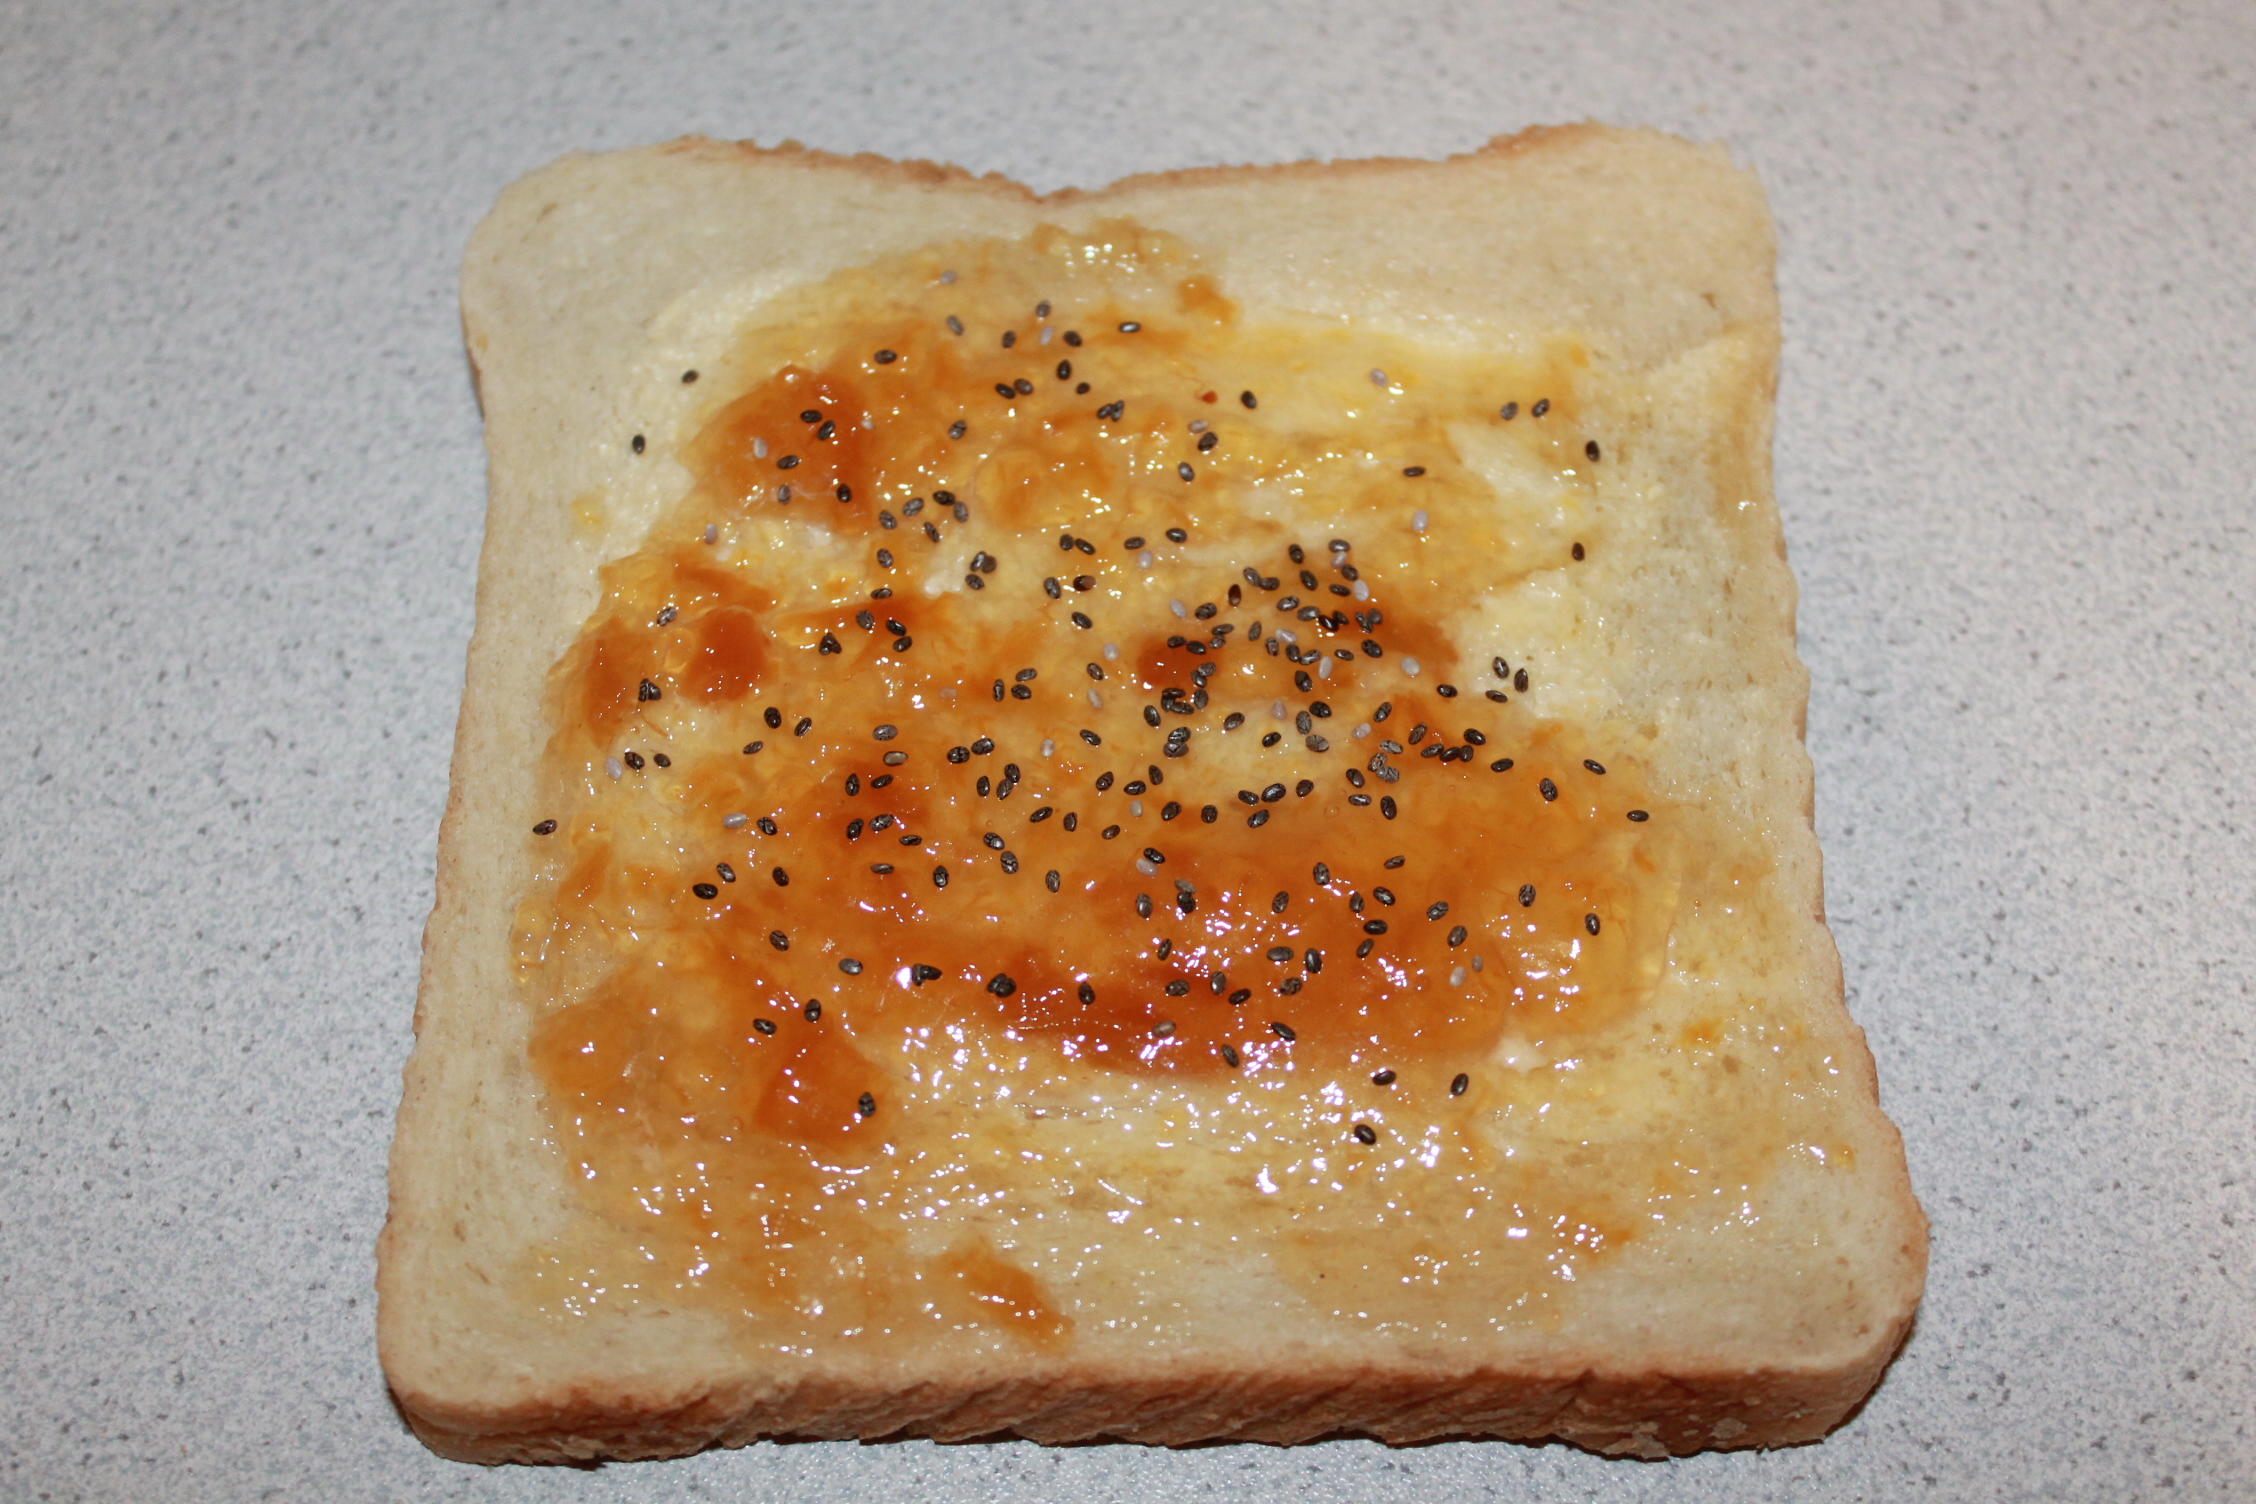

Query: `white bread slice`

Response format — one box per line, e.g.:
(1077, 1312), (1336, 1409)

(379, 127), (1926, 1464)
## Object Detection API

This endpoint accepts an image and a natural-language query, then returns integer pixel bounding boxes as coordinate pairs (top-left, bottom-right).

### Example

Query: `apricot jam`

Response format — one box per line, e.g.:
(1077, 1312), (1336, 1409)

(513, 221), (1830, 1348)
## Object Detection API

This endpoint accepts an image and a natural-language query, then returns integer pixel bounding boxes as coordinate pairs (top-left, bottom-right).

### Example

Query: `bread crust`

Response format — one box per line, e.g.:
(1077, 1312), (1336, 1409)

(399, 1343), (1914, 1463)
(381, 125), (1926, 1465)
(649, 122), (1605, 207)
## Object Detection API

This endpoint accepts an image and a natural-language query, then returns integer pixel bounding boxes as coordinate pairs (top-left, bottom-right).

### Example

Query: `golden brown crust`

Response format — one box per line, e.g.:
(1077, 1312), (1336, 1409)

(399, 1327), (1917, 1464)
(645, 124), (1615, 207)
(644, 122), (1620, 210)
(1045, 123), (1608, 206)
(655, 135), (1048, 200)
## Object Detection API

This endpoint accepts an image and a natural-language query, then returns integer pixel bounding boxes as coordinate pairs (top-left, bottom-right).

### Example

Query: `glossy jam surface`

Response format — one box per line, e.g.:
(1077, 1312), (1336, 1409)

(514, 222), (1829, 1348)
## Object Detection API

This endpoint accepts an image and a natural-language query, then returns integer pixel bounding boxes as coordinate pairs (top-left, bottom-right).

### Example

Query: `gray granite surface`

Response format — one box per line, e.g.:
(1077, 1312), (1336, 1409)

(2, 0), (2250, 1499)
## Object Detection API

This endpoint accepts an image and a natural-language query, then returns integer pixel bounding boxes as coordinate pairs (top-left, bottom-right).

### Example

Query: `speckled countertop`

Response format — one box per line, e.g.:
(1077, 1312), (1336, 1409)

(3, 1), (2249, 1499)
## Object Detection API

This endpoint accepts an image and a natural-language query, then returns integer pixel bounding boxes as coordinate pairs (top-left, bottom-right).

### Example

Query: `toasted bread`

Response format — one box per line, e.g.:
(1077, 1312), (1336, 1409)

(379, 126), (1925, 1464)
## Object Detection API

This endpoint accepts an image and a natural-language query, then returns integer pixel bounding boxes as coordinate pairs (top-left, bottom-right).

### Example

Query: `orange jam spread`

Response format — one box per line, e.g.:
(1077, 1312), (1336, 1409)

(513, 222), (1832, 1348)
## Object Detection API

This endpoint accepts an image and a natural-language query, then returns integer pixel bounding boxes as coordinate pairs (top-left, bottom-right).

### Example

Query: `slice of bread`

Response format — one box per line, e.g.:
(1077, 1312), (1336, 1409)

(379, 126), (1925, 1465)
